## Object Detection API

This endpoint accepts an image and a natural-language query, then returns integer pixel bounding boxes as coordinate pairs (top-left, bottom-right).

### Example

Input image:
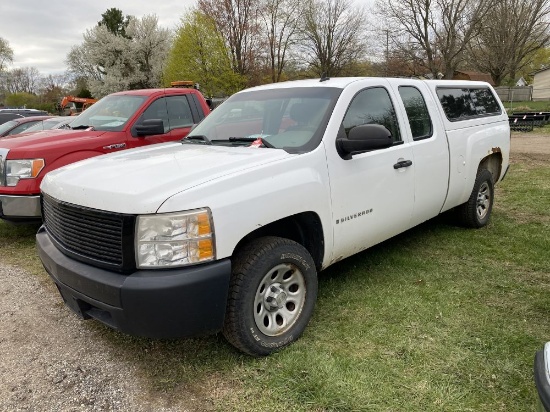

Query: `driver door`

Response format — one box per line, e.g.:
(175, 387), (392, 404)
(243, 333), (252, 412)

(327, 84), (416, 260)
(127, 96), (194, 149)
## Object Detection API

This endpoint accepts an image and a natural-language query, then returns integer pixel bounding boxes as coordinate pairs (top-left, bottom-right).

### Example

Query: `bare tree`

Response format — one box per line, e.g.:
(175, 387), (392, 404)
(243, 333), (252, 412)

(299, 0), (368, 77)
(259, 0), (300, 82)
(377, 0), (490, 78)
(198, 0), (261, 79)
(3, 67), (41, 94)
(37, 73), (73, 108)
(39, 73), (72, 93)
(436, 0), (492, 78)
(376, 0), (439, 76)
(468, 0), (550, 85)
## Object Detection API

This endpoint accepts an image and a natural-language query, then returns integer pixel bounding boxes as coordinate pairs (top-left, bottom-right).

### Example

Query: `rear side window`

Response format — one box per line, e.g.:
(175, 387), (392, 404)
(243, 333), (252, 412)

(398, 86), (432, 140)
(343, 87), (401, 143)
(189, 94), (207, 121)
(436, 87), (501, 121)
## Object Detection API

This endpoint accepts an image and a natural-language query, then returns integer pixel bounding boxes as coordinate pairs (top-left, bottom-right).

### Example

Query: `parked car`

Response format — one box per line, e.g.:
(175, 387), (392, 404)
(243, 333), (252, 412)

(0, 109), (49, 125)
(0, 87), (210, 223)
(0, 116), (53, 137)
(22, 116), (75, 133)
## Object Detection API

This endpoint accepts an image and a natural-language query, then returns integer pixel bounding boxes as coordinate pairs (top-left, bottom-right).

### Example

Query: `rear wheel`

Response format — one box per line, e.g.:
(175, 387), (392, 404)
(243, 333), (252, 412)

(458, 169), (494, 228)
(223, 236), (318, 356)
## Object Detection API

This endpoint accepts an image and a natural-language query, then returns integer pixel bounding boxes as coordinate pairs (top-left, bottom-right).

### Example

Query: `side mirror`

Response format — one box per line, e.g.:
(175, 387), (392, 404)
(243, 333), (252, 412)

(336, 124), (393, 159)
(134, 119), (165, 137)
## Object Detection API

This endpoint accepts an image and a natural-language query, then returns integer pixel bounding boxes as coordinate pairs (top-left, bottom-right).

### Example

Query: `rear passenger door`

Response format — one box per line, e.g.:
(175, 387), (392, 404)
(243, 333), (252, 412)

(327, 83), (416, 259)
(392, 82), (450, 226)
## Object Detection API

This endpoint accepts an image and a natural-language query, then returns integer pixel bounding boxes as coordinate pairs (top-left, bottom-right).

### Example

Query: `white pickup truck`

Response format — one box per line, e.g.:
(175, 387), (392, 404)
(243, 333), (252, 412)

(36, 77), (510, 356)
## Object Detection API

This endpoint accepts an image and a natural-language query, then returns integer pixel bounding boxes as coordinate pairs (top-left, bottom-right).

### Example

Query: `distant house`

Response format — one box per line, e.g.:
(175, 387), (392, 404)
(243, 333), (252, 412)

(452, 70), (495, 86)
(532, 67), (550, 100)
(516, 77), (528, 87)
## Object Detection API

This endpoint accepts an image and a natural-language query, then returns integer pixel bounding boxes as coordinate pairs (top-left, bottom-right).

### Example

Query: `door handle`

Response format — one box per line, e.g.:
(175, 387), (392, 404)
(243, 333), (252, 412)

(393, 160), (413, 169)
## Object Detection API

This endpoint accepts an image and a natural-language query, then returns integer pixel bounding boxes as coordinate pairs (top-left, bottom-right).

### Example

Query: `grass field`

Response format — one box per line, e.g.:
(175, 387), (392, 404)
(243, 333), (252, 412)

(505, 100), (550, 113)
(0, 146), (548, 411)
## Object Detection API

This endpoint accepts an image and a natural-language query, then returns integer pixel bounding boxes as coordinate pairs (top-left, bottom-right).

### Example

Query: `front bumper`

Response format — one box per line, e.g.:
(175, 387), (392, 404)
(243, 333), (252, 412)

(36, 227), (232, 339)
(0, 194), (41, 222)
(535, 342), (550, 411)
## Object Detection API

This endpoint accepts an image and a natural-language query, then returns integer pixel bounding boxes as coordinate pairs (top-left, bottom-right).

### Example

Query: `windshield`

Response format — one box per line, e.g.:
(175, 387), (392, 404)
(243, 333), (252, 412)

(24, 117), (71, 132)
(69, 95), (146, 131)
(0, 120), (18, 135)
(187, 87), (341, 153)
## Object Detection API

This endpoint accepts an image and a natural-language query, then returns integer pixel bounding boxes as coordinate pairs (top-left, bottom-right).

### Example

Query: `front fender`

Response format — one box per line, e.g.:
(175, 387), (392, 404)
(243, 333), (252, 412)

(157, 149), (334, 265)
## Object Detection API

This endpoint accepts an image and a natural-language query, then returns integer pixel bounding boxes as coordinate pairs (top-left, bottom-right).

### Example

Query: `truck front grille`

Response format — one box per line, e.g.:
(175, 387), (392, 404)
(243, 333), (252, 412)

(42, 194), (136, 272)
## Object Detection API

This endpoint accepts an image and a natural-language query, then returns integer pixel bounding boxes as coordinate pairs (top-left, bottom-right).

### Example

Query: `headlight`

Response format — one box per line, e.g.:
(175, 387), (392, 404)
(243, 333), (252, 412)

(136, 209), (215, 268)
(6, 159), (45, 186)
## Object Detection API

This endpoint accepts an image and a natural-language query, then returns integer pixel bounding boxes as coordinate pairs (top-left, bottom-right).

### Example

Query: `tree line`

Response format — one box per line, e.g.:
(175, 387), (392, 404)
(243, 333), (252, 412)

(1, 0), (549, 109)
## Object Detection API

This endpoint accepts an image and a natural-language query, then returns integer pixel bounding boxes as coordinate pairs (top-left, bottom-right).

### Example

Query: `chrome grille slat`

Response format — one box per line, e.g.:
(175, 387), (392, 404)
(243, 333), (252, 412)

(0, 148), (8, 187)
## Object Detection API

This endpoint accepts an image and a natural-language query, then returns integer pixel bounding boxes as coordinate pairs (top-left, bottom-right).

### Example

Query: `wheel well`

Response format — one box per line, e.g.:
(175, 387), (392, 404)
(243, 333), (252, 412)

(478, 152), (502, 183)
(232, 212), (324, 271)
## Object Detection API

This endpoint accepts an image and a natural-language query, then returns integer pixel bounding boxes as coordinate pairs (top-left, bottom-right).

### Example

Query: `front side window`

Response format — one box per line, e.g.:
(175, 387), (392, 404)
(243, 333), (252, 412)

(0, 120), (18, 135)
(342, 87), (401, 143)
(398, 86), (432, 140)
(139, 98), (169, 133)
(8, 121), (41, 135)
(437, 87), (501, 121)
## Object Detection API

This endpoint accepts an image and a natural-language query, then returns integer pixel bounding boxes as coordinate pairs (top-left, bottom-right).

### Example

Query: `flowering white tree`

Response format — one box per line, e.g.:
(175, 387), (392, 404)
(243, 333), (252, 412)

(67, 14), (172, 98)
(0, 37), (13, 73)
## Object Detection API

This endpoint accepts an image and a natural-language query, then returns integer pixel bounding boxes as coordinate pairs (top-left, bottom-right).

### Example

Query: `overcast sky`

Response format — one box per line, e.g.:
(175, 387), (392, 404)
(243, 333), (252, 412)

(0, 1), (197, 75)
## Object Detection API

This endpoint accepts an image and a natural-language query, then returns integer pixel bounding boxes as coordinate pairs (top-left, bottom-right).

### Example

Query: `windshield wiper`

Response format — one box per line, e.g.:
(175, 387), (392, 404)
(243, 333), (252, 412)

(228, 136), (276, 148)
(71, 125), (94, 130)
(183, 135), (212, 145)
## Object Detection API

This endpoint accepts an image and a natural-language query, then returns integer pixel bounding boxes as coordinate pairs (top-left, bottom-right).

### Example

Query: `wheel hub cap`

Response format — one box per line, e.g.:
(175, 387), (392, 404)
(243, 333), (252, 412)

(476, 182), (491, 219)
(253, 263), (306, 336)
(265, 285), (287, 311)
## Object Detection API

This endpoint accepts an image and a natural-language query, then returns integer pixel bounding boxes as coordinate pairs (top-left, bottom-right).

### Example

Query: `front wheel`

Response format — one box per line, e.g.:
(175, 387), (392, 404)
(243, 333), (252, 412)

(457, 169), (494, 228)
(223, 236), (318, 356)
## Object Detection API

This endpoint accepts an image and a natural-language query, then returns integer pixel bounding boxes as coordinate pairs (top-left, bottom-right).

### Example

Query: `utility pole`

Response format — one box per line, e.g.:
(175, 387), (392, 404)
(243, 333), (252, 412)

(385, 29), (389, 76)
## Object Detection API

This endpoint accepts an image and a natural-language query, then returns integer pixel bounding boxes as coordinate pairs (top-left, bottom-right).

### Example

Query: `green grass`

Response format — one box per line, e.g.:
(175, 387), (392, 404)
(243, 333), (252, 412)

(0, 221), (42, 274)
(505, 100), (550, 113)
(1, 153), (548, 411)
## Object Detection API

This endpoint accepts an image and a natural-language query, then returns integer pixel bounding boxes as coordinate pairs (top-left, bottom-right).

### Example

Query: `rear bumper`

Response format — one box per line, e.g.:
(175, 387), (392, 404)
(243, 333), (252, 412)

(36, 227), (232, 339)
(535, 343), (550, 412)
(0, 194), (41, 222)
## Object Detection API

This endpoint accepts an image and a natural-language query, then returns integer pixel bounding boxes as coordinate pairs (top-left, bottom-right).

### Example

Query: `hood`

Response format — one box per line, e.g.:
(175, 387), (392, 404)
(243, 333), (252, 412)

(0, 129), (108, 154)
(42, 143), (292, 214)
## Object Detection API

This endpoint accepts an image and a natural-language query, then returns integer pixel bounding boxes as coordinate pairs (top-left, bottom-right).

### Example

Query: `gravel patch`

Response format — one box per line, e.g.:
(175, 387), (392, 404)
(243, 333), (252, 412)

(0, 265), (185, 412)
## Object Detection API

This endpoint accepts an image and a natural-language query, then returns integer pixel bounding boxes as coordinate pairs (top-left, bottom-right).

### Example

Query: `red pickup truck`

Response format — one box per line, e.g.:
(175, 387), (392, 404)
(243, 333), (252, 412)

(0, 88), (210, 223)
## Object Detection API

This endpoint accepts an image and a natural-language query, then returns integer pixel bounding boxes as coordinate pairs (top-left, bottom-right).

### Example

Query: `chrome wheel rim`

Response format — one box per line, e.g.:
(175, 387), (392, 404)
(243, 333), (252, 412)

(253, 263), (306, 336)
(476, 181), (491, 220)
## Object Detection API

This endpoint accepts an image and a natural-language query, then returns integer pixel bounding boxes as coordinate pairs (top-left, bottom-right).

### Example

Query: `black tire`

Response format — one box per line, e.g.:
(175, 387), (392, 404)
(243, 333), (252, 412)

(458, 169), (494, 228)
(223, 236), (318, 356)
